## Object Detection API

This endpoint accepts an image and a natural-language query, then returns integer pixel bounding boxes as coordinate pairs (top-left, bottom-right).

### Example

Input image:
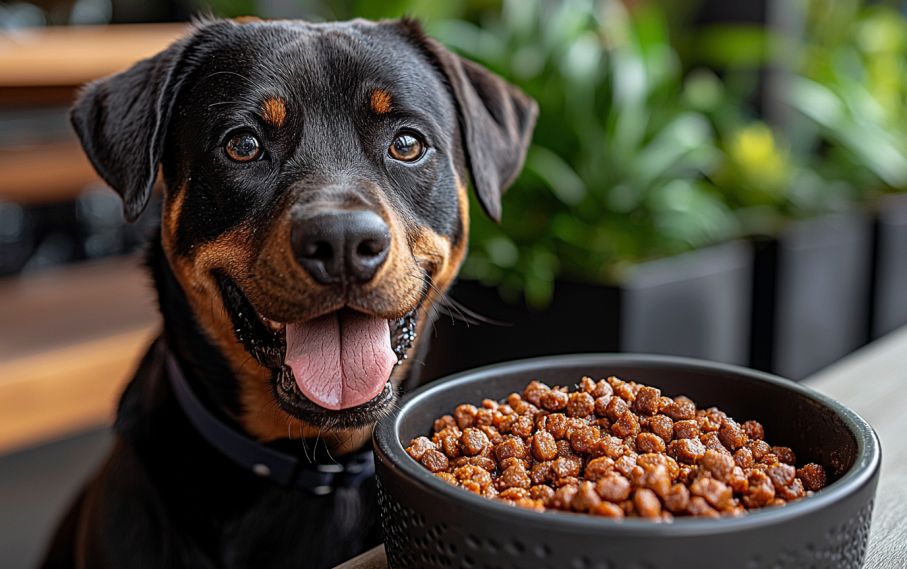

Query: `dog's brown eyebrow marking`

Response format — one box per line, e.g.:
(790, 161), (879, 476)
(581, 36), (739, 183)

(370, 90), (392, 114)
(260, 97), (287, 127)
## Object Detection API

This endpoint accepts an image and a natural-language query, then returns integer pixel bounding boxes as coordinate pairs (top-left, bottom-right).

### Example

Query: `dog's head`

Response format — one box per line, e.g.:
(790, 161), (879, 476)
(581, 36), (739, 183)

(71, 18), (535, 442)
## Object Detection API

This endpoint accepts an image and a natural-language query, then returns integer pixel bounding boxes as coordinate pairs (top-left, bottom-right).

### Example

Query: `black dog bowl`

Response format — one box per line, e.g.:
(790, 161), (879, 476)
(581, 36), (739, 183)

(373, 354), (880, 569)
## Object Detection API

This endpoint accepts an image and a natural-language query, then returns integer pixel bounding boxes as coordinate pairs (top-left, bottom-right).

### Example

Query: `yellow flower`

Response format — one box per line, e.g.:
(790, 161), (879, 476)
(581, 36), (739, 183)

(728, 123), (789, 194)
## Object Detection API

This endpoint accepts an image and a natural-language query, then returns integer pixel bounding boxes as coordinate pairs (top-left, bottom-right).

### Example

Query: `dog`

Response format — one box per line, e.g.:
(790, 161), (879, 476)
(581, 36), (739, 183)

(38, 16), (535, 569)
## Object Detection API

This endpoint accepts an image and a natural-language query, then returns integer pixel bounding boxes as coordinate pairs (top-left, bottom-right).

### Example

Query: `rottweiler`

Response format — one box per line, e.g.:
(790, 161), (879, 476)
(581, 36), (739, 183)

(39, 16), (535, 569)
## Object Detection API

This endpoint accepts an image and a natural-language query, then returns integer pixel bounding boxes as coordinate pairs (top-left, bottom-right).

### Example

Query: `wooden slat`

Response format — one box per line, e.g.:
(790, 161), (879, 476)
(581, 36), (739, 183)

(0, 258), (160, 454)
(0, 141), (100, 203)
(0, 24), (188, 88)
(0, 325), (158, 456)
(0, 257), (159, 361)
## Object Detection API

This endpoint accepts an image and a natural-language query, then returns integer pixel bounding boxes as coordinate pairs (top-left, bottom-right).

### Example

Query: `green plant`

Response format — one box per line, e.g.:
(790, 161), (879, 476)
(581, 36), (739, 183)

(787, 0), (907, 198)
(430, 0), (737, 307)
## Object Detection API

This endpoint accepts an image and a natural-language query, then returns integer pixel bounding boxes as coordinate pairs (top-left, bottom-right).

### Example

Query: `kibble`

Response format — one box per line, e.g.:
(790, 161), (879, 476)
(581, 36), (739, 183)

(407, 376), (829, 520)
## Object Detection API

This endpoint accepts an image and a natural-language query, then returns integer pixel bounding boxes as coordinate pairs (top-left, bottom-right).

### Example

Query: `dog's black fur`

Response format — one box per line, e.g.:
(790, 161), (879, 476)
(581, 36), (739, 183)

(40, 17), (535, 568)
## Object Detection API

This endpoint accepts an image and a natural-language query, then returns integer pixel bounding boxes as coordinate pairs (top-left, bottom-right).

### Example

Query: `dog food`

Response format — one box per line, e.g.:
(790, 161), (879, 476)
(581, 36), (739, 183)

(406, 376), (828, 520)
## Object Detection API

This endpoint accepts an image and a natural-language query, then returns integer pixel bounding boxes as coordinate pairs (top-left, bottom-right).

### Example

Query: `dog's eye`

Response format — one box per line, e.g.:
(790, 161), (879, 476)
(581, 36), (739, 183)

(388, 134), (424, 162)
(225, 133), (262, 162)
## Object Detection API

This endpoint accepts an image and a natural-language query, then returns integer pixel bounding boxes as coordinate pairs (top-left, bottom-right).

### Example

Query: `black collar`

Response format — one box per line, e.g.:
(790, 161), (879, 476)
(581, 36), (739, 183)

(166, 354), (374, 495)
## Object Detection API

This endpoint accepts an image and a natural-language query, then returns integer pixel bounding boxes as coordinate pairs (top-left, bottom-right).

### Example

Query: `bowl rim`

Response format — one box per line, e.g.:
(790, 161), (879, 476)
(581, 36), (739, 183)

(374, 353), (881, 537)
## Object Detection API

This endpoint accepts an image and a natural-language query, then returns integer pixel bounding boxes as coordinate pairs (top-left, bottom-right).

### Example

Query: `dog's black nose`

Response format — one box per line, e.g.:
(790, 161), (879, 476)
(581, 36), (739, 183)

(292, 210), (391, 284)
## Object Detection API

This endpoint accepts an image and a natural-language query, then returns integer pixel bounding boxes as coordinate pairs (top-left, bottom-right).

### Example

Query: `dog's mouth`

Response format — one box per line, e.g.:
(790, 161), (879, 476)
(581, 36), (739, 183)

(216, 274), (418, 431)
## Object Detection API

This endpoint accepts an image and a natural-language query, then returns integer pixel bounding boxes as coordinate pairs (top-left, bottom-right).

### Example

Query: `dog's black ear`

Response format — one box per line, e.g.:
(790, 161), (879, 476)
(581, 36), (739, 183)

(70, 28), (209, 222)
(402, 25), (537, 222)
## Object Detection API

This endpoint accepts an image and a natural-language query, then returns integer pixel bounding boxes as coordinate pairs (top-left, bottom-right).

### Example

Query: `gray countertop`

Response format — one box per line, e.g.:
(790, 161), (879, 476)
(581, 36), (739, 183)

(339, 326), (907, 568)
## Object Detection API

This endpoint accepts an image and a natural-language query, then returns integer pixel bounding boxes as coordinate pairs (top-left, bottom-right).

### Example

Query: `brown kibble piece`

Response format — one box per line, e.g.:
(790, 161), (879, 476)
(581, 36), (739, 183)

(474, 408), (494, 427)
(766, 463), (796, 489)
(459, 428), (491, 456)
(551, 456), (581, 479)
(500, 464), (531, 490)
(673, 420), (700, 440)
(511, 415), (535, 439)
(690, 476), (733, 510)
(590, 501), (624, 518)
(454, 404), (477, 430)
(433, 415), (456, 433)
(667, 438), (706, 464)
(567, 391), (595, 417)
(728, 466), (748, 494)
(499, 487), (529, 501)
(743, 420), (764, 440)
(406, 436), (436, 461)
(701, 432), (731, 456)
(531, 430), (558, 461)
(777, 477), (807, 501)
(635, 386), (661, 416)
(743, 469), (776, 508)
(734, 447), (754, 469)
(494, 436), (527, 462)
(614, 454), (638, 477)
(435, 472), (457, 485)
(700, 449), (735, 483)
(542, 413), (568, 439)
(571, 481), (602, 512)
(718, 422), (748, 450)
(591, 380), (614, 399)
(522, 381), (549, 406)
(687, 496), (719, 517)
(772, 446), (796, 466)
(539, 389), (568, 411)
(529, 462), (551, 485)
(549, 484), (579, 510)
(797, 463), (827, 491)
(649, 415), (674, 443)
(633, 488), (662, 518)
(663, 483), (691, 513)
(637, 432), (666, 454)
(493, 413), (516, 434)
(420, 449), (449, 472)
(453, 465), (493, 489)
(748, 439), (771, 461)
(664, 399), (696, 421)
(593, 396), (613, 417)
(584, 457), (616, 481)
(611, 412), (641, 438)
(605, 396), (630, 422)
(530, 484), (555, 504)
(440, 435), (462, 458)
(595, 472), (632, 502)
(640, 464), (671, 498)
(570, 426), (601, 454)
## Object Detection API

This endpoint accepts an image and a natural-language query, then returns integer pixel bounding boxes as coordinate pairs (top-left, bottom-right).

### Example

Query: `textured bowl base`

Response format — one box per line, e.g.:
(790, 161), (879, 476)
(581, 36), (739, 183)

(378, 474), (873, 569)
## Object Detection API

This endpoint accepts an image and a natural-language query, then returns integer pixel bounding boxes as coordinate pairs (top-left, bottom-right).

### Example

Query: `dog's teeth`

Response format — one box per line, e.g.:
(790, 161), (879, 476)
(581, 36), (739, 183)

(258, 312), (286, 332)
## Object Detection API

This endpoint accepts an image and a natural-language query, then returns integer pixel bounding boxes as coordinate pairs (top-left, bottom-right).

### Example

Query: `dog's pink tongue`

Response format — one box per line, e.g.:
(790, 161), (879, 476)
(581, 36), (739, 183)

(285, 311), (396, 410)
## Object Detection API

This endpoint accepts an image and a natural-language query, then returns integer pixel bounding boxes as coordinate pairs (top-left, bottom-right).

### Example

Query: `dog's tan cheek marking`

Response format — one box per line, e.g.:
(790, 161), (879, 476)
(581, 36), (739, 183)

(160, 219), (292, 441)
(261, 97), (287, 128)
(410, 175), (469, 295)
(371, 90), (392, 114)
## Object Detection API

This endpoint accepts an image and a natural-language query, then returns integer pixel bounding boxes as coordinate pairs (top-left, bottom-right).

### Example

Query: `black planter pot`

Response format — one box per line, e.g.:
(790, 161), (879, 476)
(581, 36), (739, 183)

(419, 241), (752, 383)
(750, 213), (873, 381)
(870, 194), (907, 340)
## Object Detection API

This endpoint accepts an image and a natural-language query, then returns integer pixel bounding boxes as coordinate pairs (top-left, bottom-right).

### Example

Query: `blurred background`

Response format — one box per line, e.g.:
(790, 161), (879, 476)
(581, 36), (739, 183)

(3, 0), (907, 566)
